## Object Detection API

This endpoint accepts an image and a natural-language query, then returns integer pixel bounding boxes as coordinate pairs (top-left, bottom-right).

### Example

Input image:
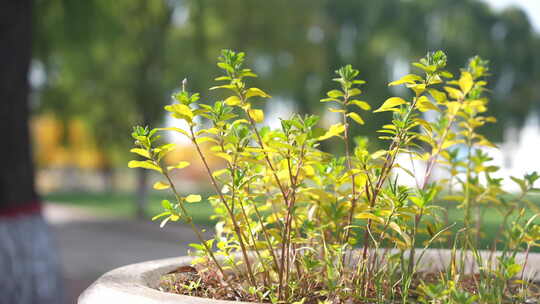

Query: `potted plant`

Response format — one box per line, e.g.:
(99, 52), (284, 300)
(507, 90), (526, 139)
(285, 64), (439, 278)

(80, 50), (540, 304)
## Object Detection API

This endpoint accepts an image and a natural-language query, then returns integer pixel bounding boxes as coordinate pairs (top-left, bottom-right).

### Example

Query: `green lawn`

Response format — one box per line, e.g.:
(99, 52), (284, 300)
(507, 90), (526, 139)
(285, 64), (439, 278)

(44, 191), (540, 250)
(414, 195), (540, 251)
(44, 191), (216, 226)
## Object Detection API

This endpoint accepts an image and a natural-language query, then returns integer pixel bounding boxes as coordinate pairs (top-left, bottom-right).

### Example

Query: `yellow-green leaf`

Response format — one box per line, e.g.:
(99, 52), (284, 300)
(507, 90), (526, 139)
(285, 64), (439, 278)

(409, 83), (426, 95)
(446, 102), (461, 116)
(374, 97), (407, 113)
(152, 211), (171, 221)
(209, 84), (235, 91)
(459, 71), (473, 94)
(196, 128), (219, 136)
(214, 152), (233, 163)
(441, 140), (460, 149)
(248, 108), (264, 123)
(224, 96), (241, 106)
(349, 88), (362, 97)
(128, 160), (162, 173)
(444, 86), (464, 100)
(485, 116), (497, 123)
(327, 90), (343, 98)
(476, 139), (497, 148)
(246, 88), (271, 99)
(153, 181), (170, 190)
(185, 194), (202, 203)
(157, 127), (190, 137)
(164, 104), (194, 121)
(130, 148), (150, 158)
(329, 107), (345, 113)
(212, 168), (229, 178)
(350, 100), (371, 111)
(388, 74), (423, 86)
(428, 89), (447, 103)
(371, 150), (387, 159)
(355, 213), (384, 223)
(347, 112), (364, 125)
(318, 123), (346, 141)
(388, 222), (411, 247)
(167, 161), (190, 171)
(196, 137), (218, 144)
(415, 96), (439, 112)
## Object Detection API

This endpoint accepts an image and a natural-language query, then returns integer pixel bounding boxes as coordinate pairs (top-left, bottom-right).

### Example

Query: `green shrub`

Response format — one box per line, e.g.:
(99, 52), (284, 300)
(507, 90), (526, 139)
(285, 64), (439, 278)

(129, 49), (540, 303)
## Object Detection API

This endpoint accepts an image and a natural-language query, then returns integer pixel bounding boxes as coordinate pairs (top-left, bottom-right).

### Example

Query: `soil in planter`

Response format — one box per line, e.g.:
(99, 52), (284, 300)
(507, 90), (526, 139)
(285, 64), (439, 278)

(158, 265), (540, 303)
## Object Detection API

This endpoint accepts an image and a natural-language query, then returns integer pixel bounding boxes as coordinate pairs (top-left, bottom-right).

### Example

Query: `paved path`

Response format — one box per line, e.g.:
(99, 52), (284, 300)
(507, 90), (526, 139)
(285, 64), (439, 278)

(44, 203), (205, 304)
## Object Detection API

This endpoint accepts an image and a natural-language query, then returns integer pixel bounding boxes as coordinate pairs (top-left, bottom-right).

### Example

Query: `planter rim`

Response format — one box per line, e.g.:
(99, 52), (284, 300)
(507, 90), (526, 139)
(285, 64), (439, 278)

(78, 249), (540, 304)
(78, 255), (253, 304)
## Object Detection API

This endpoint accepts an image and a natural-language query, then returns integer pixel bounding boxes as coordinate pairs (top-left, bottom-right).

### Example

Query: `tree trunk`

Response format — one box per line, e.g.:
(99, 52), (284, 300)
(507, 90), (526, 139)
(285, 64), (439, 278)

(100, 160), (116, 193)
(0, 215), (63, 304)
(0, 0), (63, 303)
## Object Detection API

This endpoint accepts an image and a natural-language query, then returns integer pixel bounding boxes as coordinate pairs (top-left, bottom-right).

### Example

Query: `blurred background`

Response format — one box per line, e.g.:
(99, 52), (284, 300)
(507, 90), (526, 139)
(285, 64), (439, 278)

(1, 0), (539, 303)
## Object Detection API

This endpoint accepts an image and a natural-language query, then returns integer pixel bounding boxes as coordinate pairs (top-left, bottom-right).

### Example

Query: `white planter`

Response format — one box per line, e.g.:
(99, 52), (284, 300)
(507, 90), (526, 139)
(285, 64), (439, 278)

(79, 249), (540, 303)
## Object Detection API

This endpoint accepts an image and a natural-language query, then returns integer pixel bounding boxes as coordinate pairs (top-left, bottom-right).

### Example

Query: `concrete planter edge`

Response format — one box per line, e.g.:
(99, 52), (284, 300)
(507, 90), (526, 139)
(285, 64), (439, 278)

(78, 249), (540, 303)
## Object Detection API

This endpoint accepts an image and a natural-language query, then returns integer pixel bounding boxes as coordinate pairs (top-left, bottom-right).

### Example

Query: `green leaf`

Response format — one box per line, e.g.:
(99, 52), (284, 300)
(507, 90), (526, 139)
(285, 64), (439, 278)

(128, 160), (162, 173)
(410, 196), (424, 208)
(347, 112), (364, 125)
(510, 176), (527, 193)
(161, 199), (172, 209)
(185, 194), (202, 203)
(217, 62), (233, 73)
(153, 181), (170, 190)
(374, 97), (407, 113)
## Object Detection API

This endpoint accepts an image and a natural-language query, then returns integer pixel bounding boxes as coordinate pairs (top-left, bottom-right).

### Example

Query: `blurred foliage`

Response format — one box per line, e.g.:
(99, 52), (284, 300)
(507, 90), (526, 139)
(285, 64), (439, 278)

(33, 0), (540, 167)
(32, 115), (105, 168)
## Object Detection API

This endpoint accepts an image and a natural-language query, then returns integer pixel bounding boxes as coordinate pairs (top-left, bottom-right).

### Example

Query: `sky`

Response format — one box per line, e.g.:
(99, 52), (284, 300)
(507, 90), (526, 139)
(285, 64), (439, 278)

(483, 0), (540, 32)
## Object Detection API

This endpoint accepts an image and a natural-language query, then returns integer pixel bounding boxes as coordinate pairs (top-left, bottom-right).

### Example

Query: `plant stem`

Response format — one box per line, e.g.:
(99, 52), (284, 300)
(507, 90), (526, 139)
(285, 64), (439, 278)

(158, 163), (227, 279)
(408, 103), (462, 278)
(342, 106), (358, 246)
(241, 103), (294, 300)
(189, 126), (257, 287)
